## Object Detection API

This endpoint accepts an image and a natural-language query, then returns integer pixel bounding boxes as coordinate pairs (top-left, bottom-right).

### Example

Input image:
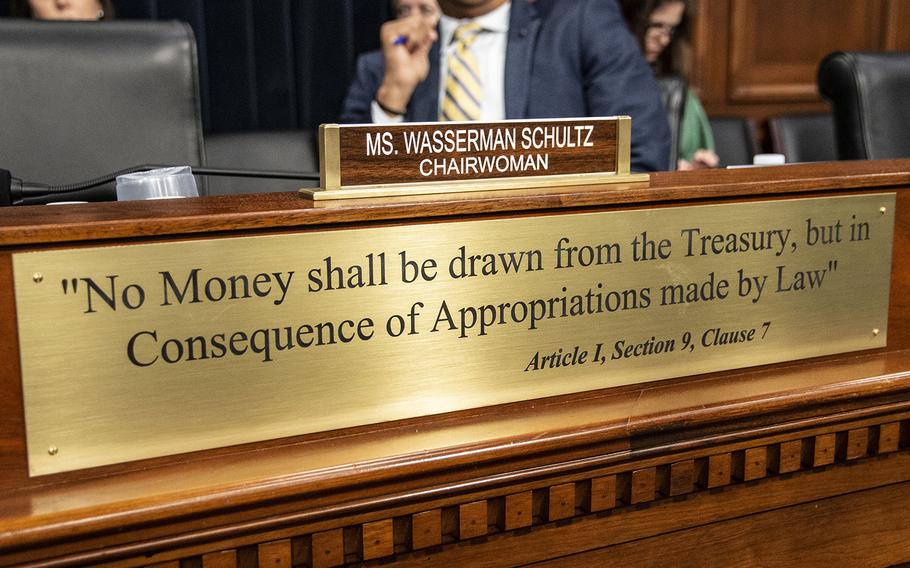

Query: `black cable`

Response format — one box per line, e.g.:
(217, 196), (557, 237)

(4, 165), (321, 205)
(21, 164), (153, 195)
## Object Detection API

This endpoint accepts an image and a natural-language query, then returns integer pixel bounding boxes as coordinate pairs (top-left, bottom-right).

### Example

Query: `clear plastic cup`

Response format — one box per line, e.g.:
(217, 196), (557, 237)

(116, 166), (198, 201)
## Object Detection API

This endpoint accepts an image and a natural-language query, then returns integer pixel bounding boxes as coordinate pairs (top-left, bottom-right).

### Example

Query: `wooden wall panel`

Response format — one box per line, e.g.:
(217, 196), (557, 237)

(690, 0), (730, 107)
(728, 0), (884, 102)
(692, 0), (910, 147)
(884, 0), (910, 51)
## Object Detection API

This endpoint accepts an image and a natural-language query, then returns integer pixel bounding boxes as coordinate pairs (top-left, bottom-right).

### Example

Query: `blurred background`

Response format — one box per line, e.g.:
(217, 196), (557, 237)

(2, 0), (908, 151)
(0, 0), (393, 135)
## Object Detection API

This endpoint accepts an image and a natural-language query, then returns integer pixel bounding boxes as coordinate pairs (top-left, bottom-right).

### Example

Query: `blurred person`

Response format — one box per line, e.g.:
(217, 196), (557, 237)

(340, 0), (671, 172)
(394, 0), (441, 25)
(621, 0), (718, 170)
(10, 0), (113, 20)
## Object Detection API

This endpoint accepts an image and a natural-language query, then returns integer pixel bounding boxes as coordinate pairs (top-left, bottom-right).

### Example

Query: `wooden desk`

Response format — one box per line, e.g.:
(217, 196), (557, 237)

(1, 161), (909, 567)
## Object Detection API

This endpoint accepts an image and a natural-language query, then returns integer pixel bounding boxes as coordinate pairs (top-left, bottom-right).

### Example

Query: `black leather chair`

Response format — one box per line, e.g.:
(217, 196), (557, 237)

(656, 76), (687, 170)
(768, 113), (837, 163)
(0, 20), (205, 203)
(818, 51), (910, 160)
(204, 130), (319, 195)
(708, 117), (758, 167)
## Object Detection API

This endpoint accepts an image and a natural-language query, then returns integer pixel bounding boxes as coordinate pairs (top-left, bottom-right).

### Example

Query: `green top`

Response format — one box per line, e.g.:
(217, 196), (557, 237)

(678, 89), (715, 163)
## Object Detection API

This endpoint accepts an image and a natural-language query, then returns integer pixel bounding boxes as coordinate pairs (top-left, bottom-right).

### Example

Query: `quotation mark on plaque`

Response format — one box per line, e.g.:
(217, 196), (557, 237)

(61, 278), (79, 294)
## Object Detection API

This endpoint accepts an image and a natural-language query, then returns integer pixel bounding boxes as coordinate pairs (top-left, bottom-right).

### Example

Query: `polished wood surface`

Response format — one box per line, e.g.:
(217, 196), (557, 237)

(532, 481), (910, 568)
(0, 160), (908, 246)
(1, 161), (909, 566)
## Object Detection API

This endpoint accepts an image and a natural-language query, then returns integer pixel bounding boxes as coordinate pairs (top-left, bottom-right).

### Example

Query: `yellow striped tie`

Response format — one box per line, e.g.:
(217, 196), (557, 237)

(440, 23), (484, 121)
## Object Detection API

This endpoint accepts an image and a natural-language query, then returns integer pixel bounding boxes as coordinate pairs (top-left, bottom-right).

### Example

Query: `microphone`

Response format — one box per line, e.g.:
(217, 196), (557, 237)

(1, 165), (321, 206)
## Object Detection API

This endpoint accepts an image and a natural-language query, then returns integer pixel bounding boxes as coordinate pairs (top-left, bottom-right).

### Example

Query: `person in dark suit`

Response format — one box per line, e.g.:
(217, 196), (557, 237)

(340, 0), (671, 172)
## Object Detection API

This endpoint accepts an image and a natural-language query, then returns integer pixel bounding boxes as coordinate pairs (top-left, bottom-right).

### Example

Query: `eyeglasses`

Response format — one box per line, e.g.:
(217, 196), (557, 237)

(646, 22), (678, 39)
(397, 5), (439, 19)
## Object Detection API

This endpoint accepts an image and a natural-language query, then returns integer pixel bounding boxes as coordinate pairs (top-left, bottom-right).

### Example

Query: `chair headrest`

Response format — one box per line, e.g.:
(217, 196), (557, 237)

(818, 51), (910, 160)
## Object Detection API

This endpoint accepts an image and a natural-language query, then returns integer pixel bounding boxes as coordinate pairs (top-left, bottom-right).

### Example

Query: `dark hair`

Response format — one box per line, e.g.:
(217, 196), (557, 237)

(10, 0), (115, 19)
(619, 0), (690, 77)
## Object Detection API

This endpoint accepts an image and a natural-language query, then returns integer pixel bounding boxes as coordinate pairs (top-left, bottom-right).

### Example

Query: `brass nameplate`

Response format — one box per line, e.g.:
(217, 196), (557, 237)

(305, 116), (648, 200)
(13, 194), (893, 475)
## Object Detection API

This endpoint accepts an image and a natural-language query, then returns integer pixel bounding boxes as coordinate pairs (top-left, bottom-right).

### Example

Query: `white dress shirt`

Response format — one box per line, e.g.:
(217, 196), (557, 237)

(372, 1), (511, 123)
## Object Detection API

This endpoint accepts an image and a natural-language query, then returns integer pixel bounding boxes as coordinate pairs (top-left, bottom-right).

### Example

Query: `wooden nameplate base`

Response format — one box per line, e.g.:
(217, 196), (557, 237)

(300, 116), (649, 200)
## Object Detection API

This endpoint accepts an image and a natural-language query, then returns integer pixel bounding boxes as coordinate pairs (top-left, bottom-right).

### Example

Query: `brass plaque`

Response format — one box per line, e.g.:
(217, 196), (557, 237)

(13, 194), (894, 476)
(308, 116), (648, 200)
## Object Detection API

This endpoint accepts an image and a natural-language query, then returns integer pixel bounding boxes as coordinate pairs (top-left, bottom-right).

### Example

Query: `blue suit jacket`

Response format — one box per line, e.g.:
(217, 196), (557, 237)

(339, 0), (670, 172)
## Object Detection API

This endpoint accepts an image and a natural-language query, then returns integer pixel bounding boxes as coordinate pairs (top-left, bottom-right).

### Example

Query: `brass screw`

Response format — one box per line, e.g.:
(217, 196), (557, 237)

(33, 273), (43, 283)
(880, 207), (887, 215)
(872, 328), (880, 337)
(48, 446), (58, 456)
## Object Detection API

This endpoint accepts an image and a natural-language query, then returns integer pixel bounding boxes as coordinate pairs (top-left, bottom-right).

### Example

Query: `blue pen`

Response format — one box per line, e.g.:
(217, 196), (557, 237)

(393, 34), (407, 46)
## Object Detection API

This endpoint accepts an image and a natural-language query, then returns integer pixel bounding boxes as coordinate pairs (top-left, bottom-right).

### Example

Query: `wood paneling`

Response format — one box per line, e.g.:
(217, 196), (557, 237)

(311, 530), (343, 568)
(84, 425), (906, 567)
(773, 439), (803, 473)
(531, 481), (910, 567)
(884, 1), (910, 51)
(590, 475), (618, 512)
(692, 0), (910, 145)
(458, 501), (488, 540)
(630, 468), (657, 504)
(742, 447), (767, 481)
(728, 0), (884, 103)
(548, 483), (576, 521)
(368, 441), (910, 568)
(706, 453), (732, 488)
(201, 550), (237, 568)
(846, 428), (871, 460)
(257, 539), (292, 568)
(1, 379), (906, 566)
(668, 460), (695, 496)
(411, 510), (442, 550)
(504, 492), (533, 530)
(879, 422), (901, 453)
(812, 433), (837, 467)
(361, 520), (393, 561)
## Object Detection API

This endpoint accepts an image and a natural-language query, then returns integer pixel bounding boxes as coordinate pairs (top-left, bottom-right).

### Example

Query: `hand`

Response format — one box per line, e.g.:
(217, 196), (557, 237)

(690, 149), (720, 169)
(376, 15), (438, 116)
